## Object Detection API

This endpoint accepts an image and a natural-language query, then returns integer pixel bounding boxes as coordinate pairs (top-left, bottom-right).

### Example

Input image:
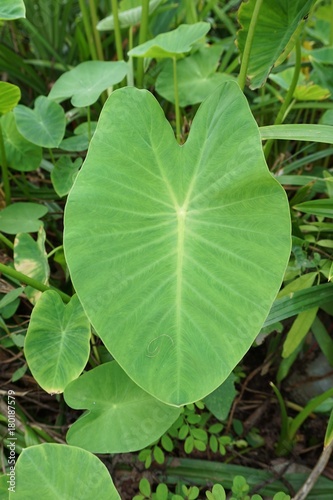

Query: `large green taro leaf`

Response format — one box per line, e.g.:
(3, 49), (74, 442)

(237, 0), (317, 89)
(64, 82), (291, 406)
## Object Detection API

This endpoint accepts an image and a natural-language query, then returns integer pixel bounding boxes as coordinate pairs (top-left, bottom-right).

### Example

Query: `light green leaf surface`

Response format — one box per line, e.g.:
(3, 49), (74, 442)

(51, 156), (82, 197)
(0, 82), (21, 114)
(260, 125), (333, 145)
(25, 292), (90, 394)
(64, 361), (180, 452)
(0, 203), (47, 234)
(14, 96), (66, 148)
(0, 0), (25, 20)
(237, 0), (317, 89)
(14, 228), (49, 304)
(11, 443), (120, 500)
(64, 82), (290, 406)
(282, 307), (318, 358)
(128, 22), (210, 59)
(0, 112), (42, 171)
(156, 45), (235, 106)
(48, 61), (128, 107)
(98, 0), (163, 30)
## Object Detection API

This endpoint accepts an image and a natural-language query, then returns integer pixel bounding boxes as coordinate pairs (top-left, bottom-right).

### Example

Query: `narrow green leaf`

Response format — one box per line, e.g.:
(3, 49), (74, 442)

(264, 283), (333, 327)
(282, 307), (318, 358)
(294, 198), (333, 218)
(324, 410), (333, 446)
(260, 125), (333, 145)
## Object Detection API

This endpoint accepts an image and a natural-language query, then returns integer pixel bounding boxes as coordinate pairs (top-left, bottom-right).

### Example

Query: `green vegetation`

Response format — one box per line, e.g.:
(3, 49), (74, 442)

(1, 1), (333, 499)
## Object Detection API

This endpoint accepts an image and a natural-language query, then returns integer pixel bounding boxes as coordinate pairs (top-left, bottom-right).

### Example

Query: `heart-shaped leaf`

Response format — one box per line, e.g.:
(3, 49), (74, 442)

(237, 0), (317, 89)
(0, 82), (21, 114)
(25, 292), (91, 394)
(128, 22), (210, 59)
(0, 112), (42, 171)
(14, 96), (66, 148)
(0, 203), (47, 234)
(48, 61), (128, 107)
(51, 156), (82, 197)
(98, 0), (163, 30)
(64, 361), (180, 453)
(0, 0), (25, 20)
(11, 443), (120, 500)
(156, 45), (235, 106)
(64, 82), (291, 406)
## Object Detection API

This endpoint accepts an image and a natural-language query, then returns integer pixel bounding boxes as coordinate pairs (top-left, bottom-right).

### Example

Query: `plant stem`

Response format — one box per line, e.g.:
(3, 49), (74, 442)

(238, 0), (264, 91)
(330, 0), (333, 46)
(292, 440), (333, 500)
(0, 233), (14, 250)
(0, 121), (11, 205)
(127, 26), (134, 87)
(87, 106), (92, 142)
(78, 0), (98, 60)
(136, 0), (150, 88)
(88, 0), (104, 60)
(185, 0), (198, 24)
(111, 0), (123, 61)
(264, 40), (302, 159)
(0, 262), (71, 303)
(173, 56), (181, 143)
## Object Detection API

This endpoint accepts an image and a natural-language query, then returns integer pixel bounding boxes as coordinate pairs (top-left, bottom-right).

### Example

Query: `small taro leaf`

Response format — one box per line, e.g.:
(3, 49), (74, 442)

(64, 361), (180, 453)
(0, 82), (21, 114)
(14, 96), (66, 148)
(0, 0), (25, 20)
(25, 292), (91, 394)
(64, 82), (291, 406)
(10, 443), (120, 500)
(237, 0), (317, 89)
(203, 373), (237, 421)
(14, 228), (50, 304)
(48, 61), (128, 107)
(98, 0), (164, 30)
(128, 22), (211, 59)
(0, 203), (48, 234)
(60, 135), (89, 152)
(51, 156), (82, 197)
(155, 45), (235, 107)
(0, 112), (42, 171)
(294, 199), (333, 218)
